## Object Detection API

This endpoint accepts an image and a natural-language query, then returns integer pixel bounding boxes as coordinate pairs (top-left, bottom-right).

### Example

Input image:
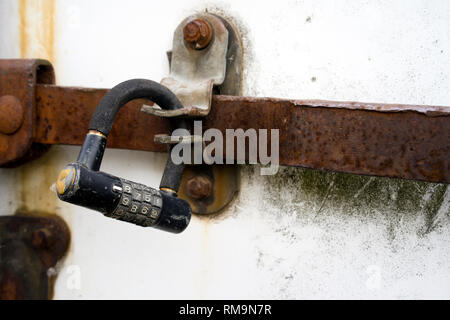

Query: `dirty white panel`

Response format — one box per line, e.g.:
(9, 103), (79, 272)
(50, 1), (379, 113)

(0, 0), (20, 216)
(0, 0), (20, 59)
(0, 0), (449, 299)
(0, 168), (20, 216)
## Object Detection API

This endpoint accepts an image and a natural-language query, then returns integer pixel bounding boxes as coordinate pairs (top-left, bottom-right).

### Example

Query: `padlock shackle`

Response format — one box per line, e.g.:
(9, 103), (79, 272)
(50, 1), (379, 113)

(89, 78), (187, 136)
(78, 79), (189, 191)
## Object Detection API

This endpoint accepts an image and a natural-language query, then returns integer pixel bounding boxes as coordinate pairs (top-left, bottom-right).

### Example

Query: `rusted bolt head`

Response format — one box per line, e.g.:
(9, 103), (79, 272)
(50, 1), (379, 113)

(31, 228), (54, 249)
(0, 95), (24, 135)
(183, 19), (213, 50)
(186, 175), (212, 200)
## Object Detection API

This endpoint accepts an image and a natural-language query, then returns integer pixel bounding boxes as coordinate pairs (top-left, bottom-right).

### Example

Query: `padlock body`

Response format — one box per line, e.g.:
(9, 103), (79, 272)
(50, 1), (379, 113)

(56, 163), (191, 233)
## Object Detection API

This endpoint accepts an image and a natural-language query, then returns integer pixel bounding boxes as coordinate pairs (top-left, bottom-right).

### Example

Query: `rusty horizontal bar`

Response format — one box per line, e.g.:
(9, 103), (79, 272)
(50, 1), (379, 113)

(207, 96), (450, 183)
(33, 84), (450, 183)
(35, 84), (168, 152)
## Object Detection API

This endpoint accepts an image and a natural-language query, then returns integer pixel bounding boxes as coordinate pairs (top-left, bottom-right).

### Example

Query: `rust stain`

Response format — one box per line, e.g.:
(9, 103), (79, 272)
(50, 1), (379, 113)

(0, 215), (70, 300)
(35, 85), (168, 152)
(0, 270), (21, 300)
(30, 84), (450, 183)
(19, 0), (55, 62)
(19, 0), (27, 59)
(0, 95), (24, 135)
(19, 147), (65, 214)
(15, 1), (59, 217)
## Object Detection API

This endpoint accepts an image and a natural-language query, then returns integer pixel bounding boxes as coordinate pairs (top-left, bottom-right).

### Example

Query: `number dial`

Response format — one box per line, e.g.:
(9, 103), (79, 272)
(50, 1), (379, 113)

(109, 179), (163, 227)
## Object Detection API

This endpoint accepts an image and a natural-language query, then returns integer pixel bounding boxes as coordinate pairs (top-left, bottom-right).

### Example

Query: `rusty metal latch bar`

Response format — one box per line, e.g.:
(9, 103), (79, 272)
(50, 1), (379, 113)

(1, 78), (448, 183)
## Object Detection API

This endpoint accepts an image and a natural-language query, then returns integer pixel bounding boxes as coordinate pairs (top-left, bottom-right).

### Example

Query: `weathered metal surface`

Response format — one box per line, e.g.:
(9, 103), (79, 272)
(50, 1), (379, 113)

(0, 215), (70, 300)
(31, 86), (450, 183)
(142, 13), (243, 118)
(206, 96), (450, 183)
(30, 86), (450, 183)
(143, 13), (229, 117)
(186, 174), (213, 199)
(0, 95), (24, 134)
(0, 59), (54, 166)
(178, 164), (240, 214)
(34, 84), (168, 152)
(0, 60), (448, 184)
(183, 18), (213, 50)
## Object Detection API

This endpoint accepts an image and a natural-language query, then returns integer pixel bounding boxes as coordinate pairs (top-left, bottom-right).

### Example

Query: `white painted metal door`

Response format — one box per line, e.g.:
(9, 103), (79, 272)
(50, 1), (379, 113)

(0, 0), (449, 299)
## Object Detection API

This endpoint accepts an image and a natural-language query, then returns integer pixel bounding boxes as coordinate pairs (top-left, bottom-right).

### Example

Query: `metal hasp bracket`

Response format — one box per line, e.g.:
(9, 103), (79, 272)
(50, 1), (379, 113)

(0, 215), (70, 300)
(142, 13), (241, 117)
(143, 13), (243, 215)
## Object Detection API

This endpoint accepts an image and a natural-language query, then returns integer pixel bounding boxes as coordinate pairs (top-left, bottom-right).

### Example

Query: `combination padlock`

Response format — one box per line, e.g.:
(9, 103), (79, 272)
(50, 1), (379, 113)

(56, 79), (191, 233)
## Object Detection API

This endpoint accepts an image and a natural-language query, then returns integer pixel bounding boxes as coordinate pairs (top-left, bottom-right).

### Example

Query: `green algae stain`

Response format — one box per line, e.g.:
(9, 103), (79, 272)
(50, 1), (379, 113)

(257, 166), (449, 235)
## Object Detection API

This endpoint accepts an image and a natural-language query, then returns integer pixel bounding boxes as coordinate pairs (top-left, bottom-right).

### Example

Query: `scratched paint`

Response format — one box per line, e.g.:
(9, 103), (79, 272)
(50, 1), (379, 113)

(0, 0), (449, 299)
